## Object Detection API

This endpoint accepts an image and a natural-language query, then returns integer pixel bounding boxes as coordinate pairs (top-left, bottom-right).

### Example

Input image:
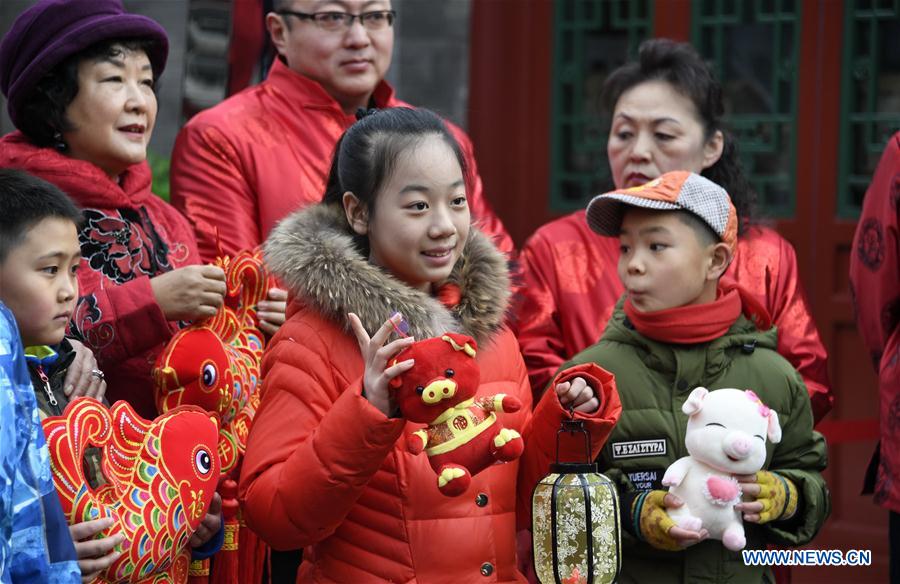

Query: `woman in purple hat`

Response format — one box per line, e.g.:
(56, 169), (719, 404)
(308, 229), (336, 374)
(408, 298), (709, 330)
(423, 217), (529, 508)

(0, 0), (235, 579)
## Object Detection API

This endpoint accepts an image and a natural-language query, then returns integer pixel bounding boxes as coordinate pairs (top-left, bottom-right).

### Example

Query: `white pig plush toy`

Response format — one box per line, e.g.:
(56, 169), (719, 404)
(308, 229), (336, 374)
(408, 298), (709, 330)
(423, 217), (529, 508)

(662, 387), (781, 551)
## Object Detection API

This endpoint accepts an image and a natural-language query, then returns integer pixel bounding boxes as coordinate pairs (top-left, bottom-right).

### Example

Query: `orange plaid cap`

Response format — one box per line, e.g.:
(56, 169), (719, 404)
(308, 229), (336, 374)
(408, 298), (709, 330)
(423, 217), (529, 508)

(585, 171), (737, 253)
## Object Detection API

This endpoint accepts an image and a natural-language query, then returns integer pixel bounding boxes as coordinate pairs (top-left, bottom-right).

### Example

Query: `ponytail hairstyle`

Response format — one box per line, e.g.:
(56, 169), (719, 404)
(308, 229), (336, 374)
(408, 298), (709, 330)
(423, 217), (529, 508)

(601, 38), (757, 229)
(322, 107), (469, 252)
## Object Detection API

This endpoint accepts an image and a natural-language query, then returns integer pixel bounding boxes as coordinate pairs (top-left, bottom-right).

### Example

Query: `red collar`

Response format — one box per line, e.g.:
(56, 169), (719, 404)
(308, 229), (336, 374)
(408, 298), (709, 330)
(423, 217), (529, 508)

(0, 131), (153, 208)
(265, 59), (399, 121)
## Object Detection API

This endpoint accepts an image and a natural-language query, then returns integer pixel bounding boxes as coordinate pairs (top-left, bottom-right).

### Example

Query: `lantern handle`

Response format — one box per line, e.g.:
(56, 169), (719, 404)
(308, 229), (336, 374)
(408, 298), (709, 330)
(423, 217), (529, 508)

(555, 418), (592, 465)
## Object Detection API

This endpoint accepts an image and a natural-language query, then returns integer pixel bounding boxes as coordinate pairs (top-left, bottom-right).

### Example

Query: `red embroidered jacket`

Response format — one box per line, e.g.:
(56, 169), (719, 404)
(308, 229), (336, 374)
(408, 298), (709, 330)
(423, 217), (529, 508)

(850, 131), (900, 512)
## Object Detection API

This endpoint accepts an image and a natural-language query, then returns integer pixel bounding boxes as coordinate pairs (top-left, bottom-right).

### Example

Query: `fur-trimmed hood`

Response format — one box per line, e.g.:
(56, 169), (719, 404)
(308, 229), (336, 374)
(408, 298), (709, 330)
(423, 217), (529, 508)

(264, 203), (510, 344)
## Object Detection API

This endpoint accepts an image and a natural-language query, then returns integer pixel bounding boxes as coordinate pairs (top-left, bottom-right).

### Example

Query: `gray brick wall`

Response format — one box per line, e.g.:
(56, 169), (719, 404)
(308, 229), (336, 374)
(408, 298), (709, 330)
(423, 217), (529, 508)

(390, 0), (471, 130)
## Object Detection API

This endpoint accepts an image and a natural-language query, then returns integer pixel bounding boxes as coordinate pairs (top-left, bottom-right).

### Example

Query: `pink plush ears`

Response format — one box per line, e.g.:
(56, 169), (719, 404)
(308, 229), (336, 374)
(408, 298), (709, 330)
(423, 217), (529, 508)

(682, 387), (709, 415)
(766, 410), (782, 444)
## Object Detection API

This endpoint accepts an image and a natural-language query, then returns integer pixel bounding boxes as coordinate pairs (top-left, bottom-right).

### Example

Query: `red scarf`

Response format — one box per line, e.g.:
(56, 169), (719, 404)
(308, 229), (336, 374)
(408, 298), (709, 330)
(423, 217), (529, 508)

(623, 280), (772, 344)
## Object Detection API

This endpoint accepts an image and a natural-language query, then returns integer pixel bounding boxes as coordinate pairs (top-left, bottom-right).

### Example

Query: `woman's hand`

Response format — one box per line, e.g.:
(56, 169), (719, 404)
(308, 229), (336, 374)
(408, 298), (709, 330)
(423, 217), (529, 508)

(348, 312), (415, 417)
(63, 339), (106, 400)
(68, 517), (124, 582)
(257, 287), (288, 336)
(189, 492), (223, 547)
(555, 376), (600, 413)
(150, 265), (226, 321)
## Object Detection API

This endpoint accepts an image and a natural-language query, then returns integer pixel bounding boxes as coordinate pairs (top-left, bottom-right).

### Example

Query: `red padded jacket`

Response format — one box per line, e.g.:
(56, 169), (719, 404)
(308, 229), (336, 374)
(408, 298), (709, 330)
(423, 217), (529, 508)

(238, 204), (621, 582)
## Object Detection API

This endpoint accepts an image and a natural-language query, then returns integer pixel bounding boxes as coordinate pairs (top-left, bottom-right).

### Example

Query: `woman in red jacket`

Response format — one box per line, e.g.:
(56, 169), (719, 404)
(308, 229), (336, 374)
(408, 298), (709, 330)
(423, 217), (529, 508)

(0, 0), (288, 418)
(239, 107), (621, 583)
(515, 39), (833, 423)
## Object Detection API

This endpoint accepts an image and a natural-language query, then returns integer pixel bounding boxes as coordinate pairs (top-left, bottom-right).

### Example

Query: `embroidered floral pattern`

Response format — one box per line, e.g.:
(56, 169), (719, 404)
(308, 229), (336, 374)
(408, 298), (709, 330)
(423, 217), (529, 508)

(856, 217), (885, 272)
(69, 294), (114, 351)
(79, 208), (172, 284)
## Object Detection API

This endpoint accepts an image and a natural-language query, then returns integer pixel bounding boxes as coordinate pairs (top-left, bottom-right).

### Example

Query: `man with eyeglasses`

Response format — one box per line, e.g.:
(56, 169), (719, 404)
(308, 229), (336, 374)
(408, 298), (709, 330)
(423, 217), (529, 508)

(169, 0), (513, 267)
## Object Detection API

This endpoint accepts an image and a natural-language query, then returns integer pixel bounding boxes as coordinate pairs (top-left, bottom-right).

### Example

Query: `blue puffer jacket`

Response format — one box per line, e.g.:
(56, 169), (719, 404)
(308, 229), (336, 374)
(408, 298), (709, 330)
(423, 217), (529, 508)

(0, 302), (80, 583)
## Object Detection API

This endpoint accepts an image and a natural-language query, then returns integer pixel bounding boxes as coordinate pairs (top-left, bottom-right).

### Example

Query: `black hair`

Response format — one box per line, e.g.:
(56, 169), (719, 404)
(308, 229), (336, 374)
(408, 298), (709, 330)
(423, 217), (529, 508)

(322, 107), (468, 252)
(674, 210), (720, 248)
(602, 38), (756, 230)
(271, 0), (295, 30)
(618, 207), (720, 248)
(0, 168), (83, 262)
(17, 38), (160, 149)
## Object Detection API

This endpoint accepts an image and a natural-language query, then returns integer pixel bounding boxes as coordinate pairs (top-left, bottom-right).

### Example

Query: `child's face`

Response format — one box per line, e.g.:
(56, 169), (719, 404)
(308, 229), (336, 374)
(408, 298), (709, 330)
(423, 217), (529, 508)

(361, 135), (470, 292)
(0, 218), (81, 346)
(617, 208), (719, 312)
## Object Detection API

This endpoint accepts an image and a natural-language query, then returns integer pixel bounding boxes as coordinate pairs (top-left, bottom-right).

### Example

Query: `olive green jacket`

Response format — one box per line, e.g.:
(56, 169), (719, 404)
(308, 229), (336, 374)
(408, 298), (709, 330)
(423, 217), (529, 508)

(558, 302), (830, 583)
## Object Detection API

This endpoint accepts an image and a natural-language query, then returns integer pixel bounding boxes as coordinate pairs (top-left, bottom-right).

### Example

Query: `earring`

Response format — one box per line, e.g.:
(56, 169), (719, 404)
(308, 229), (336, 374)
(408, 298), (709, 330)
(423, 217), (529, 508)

(52, 131), (68, 152)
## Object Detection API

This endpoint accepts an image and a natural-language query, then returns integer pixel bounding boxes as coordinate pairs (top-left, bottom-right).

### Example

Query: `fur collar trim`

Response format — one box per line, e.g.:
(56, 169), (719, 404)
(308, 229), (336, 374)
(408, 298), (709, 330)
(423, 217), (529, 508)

(264, 203), (510, 344)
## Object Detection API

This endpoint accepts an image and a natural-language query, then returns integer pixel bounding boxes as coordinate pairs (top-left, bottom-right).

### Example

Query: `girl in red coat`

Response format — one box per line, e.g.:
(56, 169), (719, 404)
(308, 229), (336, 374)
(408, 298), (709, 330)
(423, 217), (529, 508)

(239, 107), (621, 583)
(514, 39), (834, 423)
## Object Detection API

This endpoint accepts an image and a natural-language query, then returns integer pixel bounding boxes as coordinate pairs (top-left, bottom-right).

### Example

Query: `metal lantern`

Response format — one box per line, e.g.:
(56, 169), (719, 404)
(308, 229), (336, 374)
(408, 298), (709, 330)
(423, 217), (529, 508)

(532, 419), (621, 584)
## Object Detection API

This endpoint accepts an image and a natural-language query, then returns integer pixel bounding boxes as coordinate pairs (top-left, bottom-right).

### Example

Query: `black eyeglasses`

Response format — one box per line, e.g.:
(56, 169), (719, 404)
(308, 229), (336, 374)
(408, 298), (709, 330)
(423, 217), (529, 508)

(277, 9), (396, 32)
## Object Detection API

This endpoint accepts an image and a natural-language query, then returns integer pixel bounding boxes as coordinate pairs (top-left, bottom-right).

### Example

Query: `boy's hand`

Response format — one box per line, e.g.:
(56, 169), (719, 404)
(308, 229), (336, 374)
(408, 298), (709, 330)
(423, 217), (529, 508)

(735, 471), (798, 524)
(64, 339), (106, 400)
(69, 517), (124, 582)
(636, 491), (708, 551)
(349, 312), (414, 417)
(257, 287), (288, 336)
(555, 376), (600, 413)
(190, 492), (223, 547)
(150, 265), (226, 321)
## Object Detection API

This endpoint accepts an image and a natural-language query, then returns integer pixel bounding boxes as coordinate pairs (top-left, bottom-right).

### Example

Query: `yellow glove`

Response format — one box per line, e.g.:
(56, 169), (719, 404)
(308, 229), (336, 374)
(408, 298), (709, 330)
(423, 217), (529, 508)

(752, 471), (798, 524)
(633, 490), (680, 551)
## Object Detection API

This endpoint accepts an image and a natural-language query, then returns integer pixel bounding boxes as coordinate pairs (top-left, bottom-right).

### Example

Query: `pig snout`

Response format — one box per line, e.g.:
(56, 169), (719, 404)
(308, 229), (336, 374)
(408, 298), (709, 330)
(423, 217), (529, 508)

(723, 431), (754, 460)
(422, 379), (457, 405)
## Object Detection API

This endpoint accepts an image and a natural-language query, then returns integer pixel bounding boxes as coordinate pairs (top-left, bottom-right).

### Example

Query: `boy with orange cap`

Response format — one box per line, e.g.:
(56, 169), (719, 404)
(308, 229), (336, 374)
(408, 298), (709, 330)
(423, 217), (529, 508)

(555, 171), (829, 583)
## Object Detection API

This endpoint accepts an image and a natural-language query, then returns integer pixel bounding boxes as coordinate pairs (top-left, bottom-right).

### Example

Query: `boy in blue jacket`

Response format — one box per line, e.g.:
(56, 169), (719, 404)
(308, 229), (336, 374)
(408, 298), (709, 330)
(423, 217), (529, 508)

(0, 299), (80, 583)
(0, 169), (223, 581)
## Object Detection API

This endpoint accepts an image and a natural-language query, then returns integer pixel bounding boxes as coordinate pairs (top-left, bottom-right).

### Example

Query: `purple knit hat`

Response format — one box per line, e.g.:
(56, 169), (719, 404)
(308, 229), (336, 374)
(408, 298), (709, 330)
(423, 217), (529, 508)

(0, 0), (169, 129)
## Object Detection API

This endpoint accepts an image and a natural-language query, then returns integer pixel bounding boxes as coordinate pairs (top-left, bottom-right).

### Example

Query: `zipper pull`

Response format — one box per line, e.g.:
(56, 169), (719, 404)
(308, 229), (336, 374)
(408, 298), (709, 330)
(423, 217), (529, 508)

(37, 366), (58, 407)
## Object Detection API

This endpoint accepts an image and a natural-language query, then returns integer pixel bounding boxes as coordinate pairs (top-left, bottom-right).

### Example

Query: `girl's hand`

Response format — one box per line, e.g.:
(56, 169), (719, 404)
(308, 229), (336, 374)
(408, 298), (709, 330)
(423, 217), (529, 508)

(348, 312), (415, 417)
(555, 376), (600, 413)
(64, 338), (106, 400)
(257, 287), (288, 336)
(68, 517), (124, 582)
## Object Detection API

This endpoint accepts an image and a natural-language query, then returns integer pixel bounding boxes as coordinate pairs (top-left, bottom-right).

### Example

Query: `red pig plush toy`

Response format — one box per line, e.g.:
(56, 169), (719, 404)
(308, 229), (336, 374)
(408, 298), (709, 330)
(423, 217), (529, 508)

(389, 332), (525, 496)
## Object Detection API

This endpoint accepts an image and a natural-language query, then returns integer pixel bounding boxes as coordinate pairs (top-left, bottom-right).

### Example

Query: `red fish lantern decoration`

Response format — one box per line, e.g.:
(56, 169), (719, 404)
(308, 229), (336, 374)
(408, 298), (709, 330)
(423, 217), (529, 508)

(152, 249), (269, 473)
(42, 397), (220, 583)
